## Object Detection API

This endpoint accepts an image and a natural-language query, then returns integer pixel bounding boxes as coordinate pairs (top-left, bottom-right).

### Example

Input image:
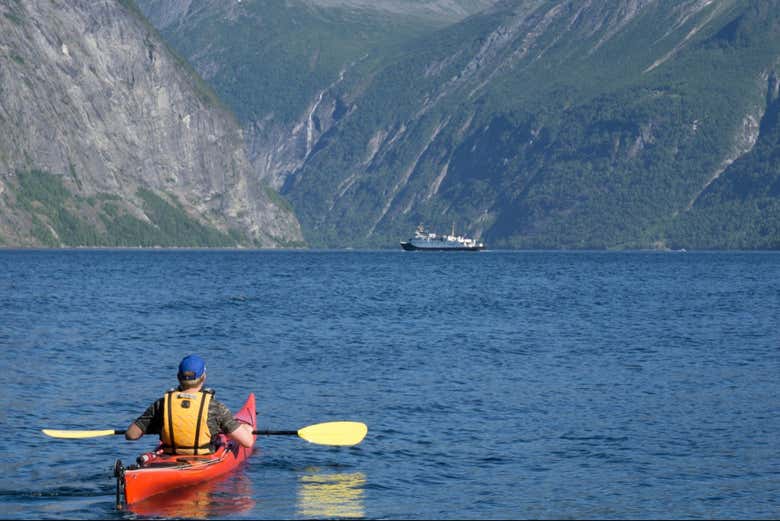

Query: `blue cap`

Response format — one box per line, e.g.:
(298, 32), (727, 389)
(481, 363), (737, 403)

(178, 354), (206, 381)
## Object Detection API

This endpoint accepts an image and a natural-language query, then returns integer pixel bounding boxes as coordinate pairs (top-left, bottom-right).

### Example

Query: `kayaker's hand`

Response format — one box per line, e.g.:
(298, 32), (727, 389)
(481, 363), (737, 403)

(125, 422), (144, 440)
(228, 422), (255, 448)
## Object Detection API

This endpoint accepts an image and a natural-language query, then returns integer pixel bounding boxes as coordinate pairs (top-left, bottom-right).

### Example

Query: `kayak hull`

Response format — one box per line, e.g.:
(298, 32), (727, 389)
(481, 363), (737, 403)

(117, 393), (257, 506)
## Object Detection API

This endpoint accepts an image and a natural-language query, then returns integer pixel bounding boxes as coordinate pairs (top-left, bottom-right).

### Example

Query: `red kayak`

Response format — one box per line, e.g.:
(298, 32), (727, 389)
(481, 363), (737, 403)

(114, 393), (257, 506)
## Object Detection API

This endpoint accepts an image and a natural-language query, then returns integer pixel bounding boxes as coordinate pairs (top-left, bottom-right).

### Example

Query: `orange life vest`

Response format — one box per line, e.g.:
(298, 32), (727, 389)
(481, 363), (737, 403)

(160, 389), (213, 455)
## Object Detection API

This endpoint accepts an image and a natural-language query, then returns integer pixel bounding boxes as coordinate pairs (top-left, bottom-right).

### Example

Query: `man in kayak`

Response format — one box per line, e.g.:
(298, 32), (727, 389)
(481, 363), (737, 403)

(124, 354), (255, 454)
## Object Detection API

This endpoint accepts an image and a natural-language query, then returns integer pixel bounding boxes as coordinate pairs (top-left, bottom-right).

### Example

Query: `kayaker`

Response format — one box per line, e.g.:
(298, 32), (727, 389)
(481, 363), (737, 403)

(124, 354), (255, 454)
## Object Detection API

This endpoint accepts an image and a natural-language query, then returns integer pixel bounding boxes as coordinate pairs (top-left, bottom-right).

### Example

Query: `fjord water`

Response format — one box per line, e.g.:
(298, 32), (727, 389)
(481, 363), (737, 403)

(0, 250), (778, 519)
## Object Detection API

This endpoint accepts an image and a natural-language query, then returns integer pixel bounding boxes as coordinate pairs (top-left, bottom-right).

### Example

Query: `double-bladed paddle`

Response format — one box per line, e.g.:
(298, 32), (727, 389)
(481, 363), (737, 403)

(42, 421), (367, 446)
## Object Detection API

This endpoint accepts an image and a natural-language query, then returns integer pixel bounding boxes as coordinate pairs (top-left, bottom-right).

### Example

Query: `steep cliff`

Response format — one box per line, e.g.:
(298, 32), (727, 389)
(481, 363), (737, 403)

(0, 0), (303, 247)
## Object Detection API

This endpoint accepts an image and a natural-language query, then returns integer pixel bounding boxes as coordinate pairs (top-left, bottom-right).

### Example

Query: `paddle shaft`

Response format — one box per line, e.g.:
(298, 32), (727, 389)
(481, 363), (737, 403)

(113, 429), (297, 436)
(49, 428), (291, 436)
(91, 429), (300, 436)
(96, 428), (293, 436)
(116, 429), (294, 436)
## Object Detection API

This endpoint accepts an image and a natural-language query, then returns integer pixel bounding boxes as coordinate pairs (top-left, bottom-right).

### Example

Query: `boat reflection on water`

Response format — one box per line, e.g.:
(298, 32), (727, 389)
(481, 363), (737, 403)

(297, 469), (366, 519)
(125, 472), (255, 519)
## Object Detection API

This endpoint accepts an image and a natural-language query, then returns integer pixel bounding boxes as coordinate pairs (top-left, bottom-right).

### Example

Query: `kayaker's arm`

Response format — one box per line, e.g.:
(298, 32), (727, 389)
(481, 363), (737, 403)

(228, 422), (255, 448)
(211, 399), (254, 448)
(125, 400), (161, 441)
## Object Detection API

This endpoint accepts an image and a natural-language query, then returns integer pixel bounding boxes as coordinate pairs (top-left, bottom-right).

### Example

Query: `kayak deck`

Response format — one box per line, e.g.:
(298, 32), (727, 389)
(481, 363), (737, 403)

(115, 393), (256, 506)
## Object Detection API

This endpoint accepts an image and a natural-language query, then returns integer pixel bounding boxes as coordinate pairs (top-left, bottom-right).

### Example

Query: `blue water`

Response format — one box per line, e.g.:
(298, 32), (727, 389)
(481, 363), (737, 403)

(0, 250), (778, 519)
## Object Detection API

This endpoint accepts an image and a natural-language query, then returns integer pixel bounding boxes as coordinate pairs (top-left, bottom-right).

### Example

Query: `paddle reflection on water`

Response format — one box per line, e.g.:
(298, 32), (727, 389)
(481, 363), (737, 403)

(297, 468), (366, 519)
(125, 472), (255, 518)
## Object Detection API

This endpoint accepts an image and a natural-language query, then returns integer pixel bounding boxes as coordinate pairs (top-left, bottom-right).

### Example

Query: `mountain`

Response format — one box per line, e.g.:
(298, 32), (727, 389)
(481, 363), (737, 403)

(136, 0), (780, 249)
(136, 0), (496, 191)
(0, 0), (303, 247)
(142, 0), (497, 26)
(11, 0), (779, 249)
(289, 0), (780, 249)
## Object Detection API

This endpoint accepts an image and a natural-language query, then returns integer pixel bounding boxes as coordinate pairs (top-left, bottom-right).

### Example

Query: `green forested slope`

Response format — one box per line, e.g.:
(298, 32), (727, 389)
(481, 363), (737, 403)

(285, 0), (780, 249)
(137, 0), (442, 126)
(138, 0), (780, 249)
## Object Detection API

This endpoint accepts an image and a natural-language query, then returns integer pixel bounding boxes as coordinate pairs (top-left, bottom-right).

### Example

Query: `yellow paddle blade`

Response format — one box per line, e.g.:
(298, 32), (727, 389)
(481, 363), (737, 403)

(297, 422), (368, 446)
(42, 429), (118, 439)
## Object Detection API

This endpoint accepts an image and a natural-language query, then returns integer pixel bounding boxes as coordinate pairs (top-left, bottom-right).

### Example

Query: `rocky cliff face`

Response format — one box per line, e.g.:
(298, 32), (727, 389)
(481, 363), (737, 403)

(0, 0), (303, 247)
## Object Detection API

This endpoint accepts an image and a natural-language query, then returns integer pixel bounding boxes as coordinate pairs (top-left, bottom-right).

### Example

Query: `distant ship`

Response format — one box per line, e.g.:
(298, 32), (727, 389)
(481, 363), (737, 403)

(400, 224), (485, 251)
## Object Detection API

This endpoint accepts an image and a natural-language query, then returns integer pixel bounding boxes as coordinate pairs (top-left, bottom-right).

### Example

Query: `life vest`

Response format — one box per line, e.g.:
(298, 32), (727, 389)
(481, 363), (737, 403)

(161, 389), (213, 455)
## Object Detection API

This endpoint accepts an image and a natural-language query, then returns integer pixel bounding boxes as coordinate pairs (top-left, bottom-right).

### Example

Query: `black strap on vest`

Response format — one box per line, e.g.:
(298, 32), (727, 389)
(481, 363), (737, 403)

(165, 391), (176, 454)
(192, 392), (208, 455)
